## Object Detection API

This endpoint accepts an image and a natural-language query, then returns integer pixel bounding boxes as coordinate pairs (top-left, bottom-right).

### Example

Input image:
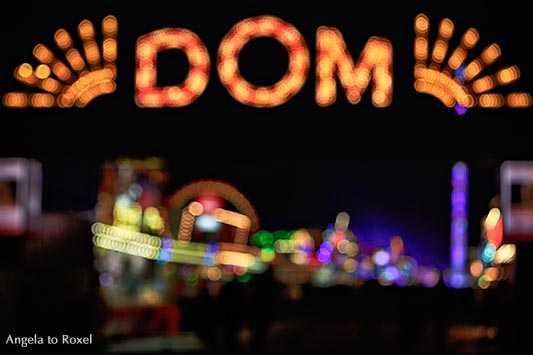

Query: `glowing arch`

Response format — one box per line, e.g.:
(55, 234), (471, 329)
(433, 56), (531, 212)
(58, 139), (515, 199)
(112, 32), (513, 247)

(166, 179), (260, 235)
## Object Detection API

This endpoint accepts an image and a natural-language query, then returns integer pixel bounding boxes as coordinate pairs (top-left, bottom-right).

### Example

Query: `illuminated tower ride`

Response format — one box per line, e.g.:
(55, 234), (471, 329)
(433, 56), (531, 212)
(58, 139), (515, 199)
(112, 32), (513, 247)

(444, 161), (470, 288)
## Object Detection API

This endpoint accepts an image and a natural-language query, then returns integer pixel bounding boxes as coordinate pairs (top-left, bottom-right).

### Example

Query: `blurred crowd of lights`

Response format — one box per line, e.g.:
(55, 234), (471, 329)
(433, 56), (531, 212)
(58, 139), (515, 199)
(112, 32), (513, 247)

(92, 222), (264, 271)
(91, 158), (518, 310)
(250, 218), (441, 289)
(93, 203), (516, 292)
(93, 209), (447, 290)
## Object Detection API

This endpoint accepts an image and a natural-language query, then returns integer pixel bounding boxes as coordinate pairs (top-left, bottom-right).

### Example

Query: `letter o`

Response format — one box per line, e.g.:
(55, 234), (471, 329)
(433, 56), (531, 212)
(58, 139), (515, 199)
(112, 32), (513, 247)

(217, 15), (310, 107)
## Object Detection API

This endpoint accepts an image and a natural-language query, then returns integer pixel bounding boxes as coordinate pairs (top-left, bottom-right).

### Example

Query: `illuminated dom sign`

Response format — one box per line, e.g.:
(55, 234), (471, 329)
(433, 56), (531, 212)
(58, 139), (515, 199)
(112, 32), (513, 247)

(2, 13), (531, 111)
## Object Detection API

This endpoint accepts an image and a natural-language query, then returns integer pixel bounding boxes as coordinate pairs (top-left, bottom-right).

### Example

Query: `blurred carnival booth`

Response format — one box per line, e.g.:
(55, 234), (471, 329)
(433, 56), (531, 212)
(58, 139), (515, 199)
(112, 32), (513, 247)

(88, 157), (520, 355)
(0, 157), (524, 354)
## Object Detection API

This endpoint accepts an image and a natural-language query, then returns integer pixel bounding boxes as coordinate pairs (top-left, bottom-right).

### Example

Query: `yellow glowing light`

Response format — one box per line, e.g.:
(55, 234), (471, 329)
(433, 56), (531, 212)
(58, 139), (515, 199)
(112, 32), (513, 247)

(480, 43), (500, 65)
(214, 209), (251, 247)
(78, 20), (95, 43)
(414, 14), (430, 35)
(207, 267), (222, 281)
(212, 208), (251, 230)
(33, 44), (54, 63)
(54, 29), (73, 50)
(176, 204), (197, 244)
(260, 248), (276, 262)
(41, 78), (61, 93)
(506, 92), (532, 107)
(92, 222), (262, 269)
(429, 18), (454, 70)
(497, 66), (520, 84)
(274, 239), (293, 253)
(345, 242), (358, 257)
(18, 63), (33, 78)
(439, 18), (455, 38)
(464, 59), (484, 81)
(217, 251), (255, 268)
(472, 76), (495, 94)
(4, 15), (118, 108)
(484, 267), (499, 281)
(2, 93), (29, 108)
(102, 15), (118, 36)
(463, 28), (480, 48)
(343, 259), (357, 273)
(113, 201), (143, 230)
(30, 93), (54, 107)
(176, 201), (252, 247)
(59, 68), (116, 108)
(66, 49), (86, 72)
(493, 243), (516, 264)
(415, 67), (474, 107)
(290, 253), (307, 265)
(143, 206), (165, 232)
(478, 94), (504, 108)
(188, 201), (204, 216)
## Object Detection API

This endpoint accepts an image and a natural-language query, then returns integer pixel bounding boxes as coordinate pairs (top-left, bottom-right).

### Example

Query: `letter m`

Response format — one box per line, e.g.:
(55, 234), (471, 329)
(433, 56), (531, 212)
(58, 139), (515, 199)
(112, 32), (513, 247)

(316, 28), (393, 108)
